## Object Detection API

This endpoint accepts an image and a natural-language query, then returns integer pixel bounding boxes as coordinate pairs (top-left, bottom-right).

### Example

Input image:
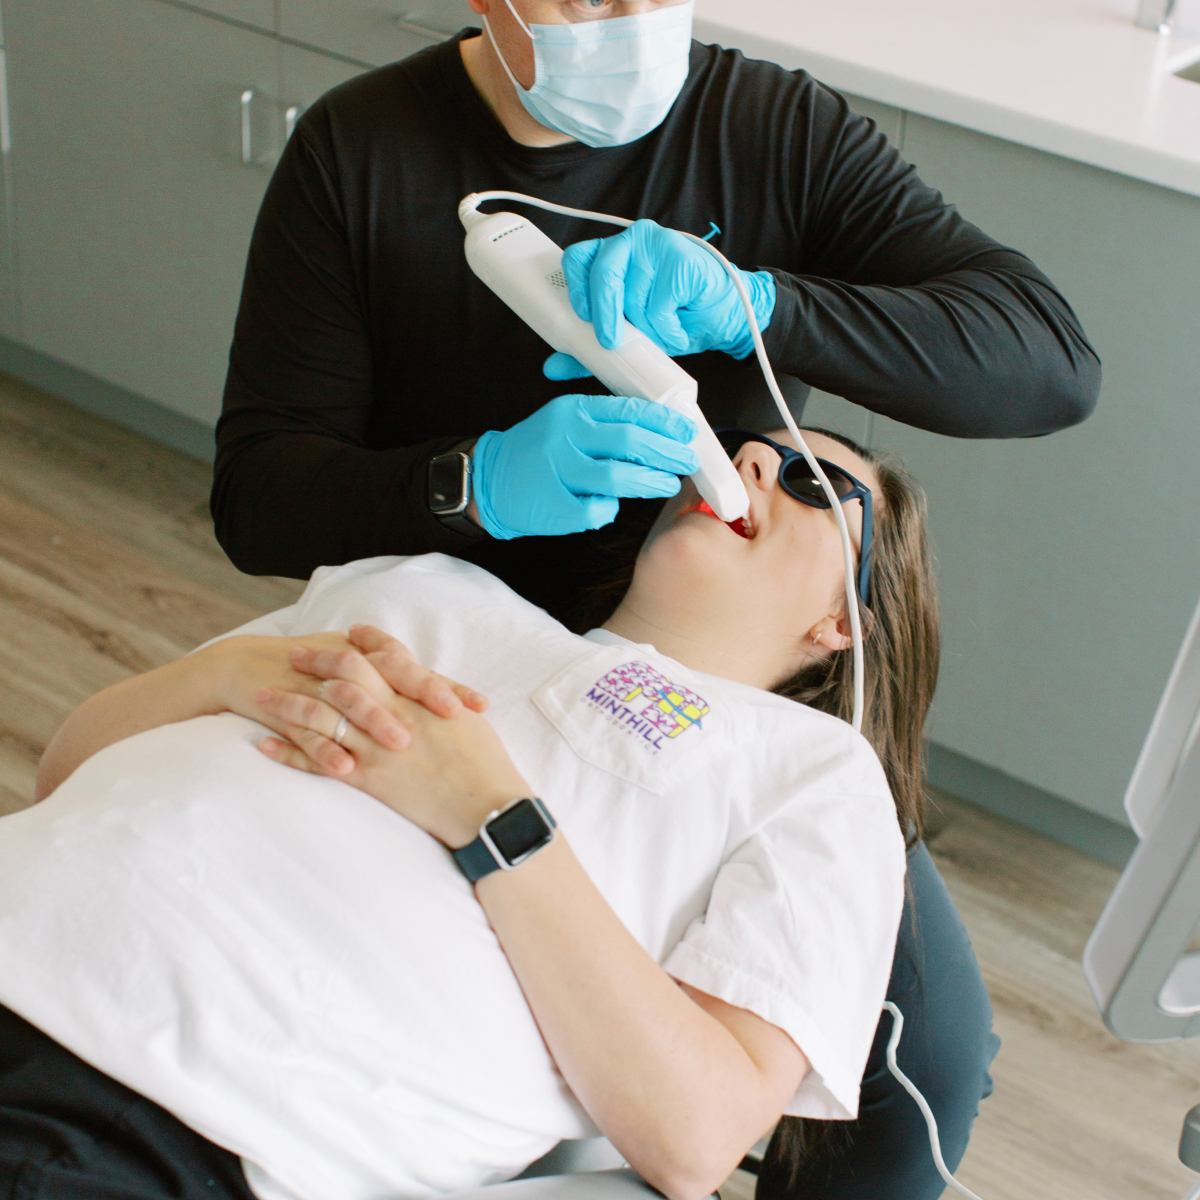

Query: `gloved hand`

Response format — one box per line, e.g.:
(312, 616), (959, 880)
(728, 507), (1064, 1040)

(471, 393), (698, 541)
(543, 218), (777, 383)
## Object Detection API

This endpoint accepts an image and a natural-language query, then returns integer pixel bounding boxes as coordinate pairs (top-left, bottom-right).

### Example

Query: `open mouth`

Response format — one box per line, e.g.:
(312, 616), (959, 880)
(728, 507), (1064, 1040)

(693, 500), (755, 540)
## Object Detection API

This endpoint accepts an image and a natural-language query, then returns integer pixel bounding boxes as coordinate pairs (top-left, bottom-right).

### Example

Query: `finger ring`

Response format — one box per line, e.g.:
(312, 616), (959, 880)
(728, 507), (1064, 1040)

(332, 715), (350, 746)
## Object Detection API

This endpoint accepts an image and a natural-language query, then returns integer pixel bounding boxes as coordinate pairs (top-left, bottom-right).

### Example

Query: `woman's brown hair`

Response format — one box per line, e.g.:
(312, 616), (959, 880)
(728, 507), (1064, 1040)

(775, 429), (940, 850)
(764, 429), (941, 1182)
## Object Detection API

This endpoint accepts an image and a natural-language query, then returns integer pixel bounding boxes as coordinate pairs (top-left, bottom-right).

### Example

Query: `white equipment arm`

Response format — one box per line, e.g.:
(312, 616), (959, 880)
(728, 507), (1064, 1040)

(1084, 594), (1200, 1041)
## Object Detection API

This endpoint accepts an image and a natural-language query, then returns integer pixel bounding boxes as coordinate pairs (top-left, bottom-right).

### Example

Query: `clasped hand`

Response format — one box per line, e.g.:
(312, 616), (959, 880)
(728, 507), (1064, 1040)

(245, 625), (528, 848)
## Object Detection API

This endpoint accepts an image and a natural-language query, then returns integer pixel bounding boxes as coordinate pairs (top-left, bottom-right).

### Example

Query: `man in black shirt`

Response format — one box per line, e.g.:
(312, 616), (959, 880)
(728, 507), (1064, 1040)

(213, 4), (1098, 607)
(212, 2), (1098, 1195)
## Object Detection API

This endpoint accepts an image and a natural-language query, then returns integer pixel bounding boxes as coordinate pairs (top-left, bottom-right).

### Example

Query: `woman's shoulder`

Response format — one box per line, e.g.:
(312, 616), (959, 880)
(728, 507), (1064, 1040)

(728, 693), (895, 815)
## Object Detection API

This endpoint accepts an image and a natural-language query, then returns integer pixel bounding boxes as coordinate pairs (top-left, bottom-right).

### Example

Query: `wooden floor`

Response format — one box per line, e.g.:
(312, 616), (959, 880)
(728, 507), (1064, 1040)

(2, 372), (1198, 1200)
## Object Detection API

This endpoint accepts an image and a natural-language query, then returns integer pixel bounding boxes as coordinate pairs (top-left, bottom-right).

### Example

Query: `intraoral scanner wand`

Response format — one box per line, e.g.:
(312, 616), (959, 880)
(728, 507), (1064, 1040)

(458, 199), (751, 524)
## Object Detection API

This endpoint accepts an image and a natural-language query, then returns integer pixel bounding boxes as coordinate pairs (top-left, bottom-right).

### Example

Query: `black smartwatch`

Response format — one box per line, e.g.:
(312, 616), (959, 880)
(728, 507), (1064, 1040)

(452, 797), (557, 883)
(427, 440), (479, 537)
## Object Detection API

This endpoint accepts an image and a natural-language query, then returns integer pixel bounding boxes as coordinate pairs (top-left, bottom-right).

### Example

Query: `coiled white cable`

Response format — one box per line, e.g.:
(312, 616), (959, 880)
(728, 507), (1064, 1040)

(459, 190), (866, 731)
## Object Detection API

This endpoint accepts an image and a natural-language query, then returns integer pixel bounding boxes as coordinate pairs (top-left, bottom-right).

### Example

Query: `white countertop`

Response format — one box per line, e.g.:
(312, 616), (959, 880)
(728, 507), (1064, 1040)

(695, 0), (1200, 198)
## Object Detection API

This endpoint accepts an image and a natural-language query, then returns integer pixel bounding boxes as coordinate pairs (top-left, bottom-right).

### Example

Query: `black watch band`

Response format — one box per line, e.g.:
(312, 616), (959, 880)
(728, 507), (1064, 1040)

(428, 440), (480, 537)
(452, 798), (557, 883)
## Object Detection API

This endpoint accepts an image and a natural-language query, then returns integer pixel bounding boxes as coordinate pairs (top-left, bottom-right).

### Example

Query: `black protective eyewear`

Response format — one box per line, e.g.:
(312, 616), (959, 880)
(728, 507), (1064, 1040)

(715, 429), (873, 605)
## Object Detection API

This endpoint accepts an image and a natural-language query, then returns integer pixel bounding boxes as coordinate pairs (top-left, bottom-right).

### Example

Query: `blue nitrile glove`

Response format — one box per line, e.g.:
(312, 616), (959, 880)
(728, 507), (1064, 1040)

(471, 393), (698, 540)
(543, 218), (777, 383)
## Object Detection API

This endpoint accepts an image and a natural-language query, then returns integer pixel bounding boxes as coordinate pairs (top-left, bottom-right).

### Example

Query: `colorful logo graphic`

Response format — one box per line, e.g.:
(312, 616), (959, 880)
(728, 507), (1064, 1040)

(583, 661), (710, 752)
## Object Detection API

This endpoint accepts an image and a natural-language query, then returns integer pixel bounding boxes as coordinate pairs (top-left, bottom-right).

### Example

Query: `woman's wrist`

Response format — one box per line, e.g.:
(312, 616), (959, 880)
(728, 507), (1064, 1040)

(191, 637), (253, 718)
(35, 648), (233, 802)
(441, 786), (532, 852)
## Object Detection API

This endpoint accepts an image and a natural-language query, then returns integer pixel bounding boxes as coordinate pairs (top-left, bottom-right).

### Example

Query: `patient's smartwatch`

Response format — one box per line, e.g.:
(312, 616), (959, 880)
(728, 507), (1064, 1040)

(427, 440), (479, 537)
(452, 797), (557, 883)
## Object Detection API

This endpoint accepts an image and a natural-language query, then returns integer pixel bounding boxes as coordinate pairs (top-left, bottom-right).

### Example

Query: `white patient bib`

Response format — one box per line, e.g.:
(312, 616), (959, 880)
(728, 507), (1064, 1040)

(0, 555), (905, 1200)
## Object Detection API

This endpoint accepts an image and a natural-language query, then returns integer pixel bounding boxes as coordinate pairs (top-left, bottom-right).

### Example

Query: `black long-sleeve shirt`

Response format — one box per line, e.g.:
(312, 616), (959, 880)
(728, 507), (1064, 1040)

(212, 30), (1100, 620)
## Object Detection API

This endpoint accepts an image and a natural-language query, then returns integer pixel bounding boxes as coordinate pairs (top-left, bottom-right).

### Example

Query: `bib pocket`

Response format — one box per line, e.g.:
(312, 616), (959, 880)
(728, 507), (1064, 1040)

(531, 646), (720, 796)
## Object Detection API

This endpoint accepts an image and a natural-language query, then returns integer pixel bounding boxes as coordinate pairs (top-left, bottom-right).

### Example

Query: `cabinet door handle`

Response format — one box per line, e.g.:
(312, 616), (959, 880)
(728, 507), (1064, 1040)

(240, 87), (258, 166)
(0, 52), (11, 155)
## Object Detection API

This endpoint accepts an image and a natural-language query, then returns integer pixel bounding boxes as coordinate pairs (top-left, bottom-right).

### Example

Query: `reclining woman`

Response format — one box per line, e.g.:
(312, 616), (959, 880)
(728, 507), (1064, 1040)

(0, 429), (965, 1200)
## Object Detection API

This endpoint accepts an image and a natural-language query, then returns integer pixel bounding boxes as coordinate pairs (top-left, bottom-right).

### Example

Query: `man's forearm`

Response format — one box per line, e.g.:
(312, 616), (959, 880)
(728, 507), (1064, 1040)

(210, 427), (482, 580)
(765, 258), (1101, 438)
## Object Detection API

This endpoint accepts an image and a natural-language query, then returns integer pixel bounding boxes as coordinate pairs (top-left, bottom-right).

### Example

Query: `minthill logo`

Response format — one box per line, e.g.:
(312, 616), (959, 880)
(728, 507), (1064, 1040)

(584, 661), (711, 753)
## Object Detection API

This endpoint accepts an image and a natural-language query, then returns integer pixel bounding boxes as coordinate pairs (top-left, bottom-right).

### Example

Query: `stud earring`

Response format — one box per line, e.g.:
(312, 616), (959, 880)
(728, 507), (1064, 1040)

(811, 628), (823, 646)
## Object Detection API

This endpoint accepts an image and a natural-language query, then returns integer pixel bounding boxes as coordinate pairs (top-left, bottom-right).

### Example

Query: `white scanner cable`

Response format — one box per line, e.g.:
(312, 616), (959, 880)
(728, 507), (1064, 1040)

(882, 1002), (986, 1199)
(459, 191), (866, 733)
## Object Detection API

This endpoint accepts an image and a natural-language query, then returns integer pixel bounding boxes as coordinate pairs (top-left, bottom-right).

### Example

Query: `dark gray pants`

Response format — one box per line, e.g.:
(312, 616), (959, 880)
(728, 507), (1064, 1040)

(759, 841), (1001, 1199)
(0, 844), (997, 1200)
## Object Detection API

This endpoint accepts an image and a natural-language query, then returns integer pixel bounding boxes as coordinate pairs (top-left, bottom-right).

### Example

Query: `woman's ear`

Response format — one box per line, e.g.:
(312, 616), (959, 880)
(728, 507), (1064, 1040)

(830, 606), (860, 651)
(809, 621), (854, 653)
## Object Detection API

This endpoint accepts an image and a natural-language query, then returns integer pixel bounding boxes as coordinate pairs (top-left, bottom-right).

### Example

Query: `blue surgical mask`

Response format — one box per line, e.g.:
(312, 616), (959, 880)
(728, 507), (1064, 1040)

(484, 1), (695, 148)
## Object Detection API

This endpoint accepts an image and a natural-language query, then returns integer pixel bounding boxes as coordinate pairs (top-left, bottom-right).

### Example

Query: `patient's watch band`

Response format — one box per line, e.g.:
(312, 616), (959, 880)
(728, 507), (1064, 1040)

(427, 440), (479, 537)
(452, 797), (557, 883)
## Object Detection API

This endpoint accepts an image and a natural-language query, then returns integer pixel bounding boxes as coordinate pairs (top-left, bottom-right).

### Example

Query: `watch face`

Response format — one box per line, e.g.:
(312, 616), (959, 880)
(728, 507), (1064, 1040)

(428, 452), (469, 516)
(487, 799), (554, 866)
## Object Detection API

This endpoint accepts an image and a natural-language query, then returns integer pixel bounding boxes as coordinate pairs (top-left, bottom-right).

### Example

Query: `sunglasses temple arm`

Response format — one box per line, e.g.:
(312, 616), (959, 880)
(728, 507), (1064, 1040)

(859, 498), (874, 605)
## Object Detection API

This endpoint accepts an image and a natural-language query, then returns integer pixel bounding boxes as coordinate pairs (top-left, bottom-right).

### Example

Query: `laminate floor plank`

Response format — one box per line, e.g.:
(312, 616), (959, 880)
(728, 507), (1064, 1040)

(0, 376), (301, 811)
(928, 801), (1200, 1200)
(0, 547), (196, 802)
(0, 492), (276, 657)
(0, 377), (297, 614)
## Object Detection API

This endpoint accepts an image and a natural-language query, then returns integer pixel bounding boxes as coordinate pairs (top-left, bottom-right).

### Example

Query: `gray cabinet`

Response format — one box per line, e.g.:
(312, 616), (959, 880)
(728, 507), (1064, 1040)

(872, 116), (1200, 829)
(279, 1), (477, 68)
(4, 0), (285, 427)
(160, 0), (275, 34)
(0, 0), (461, 429)
(281, 41), (376, 141)
(0, 14), (15, 342)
